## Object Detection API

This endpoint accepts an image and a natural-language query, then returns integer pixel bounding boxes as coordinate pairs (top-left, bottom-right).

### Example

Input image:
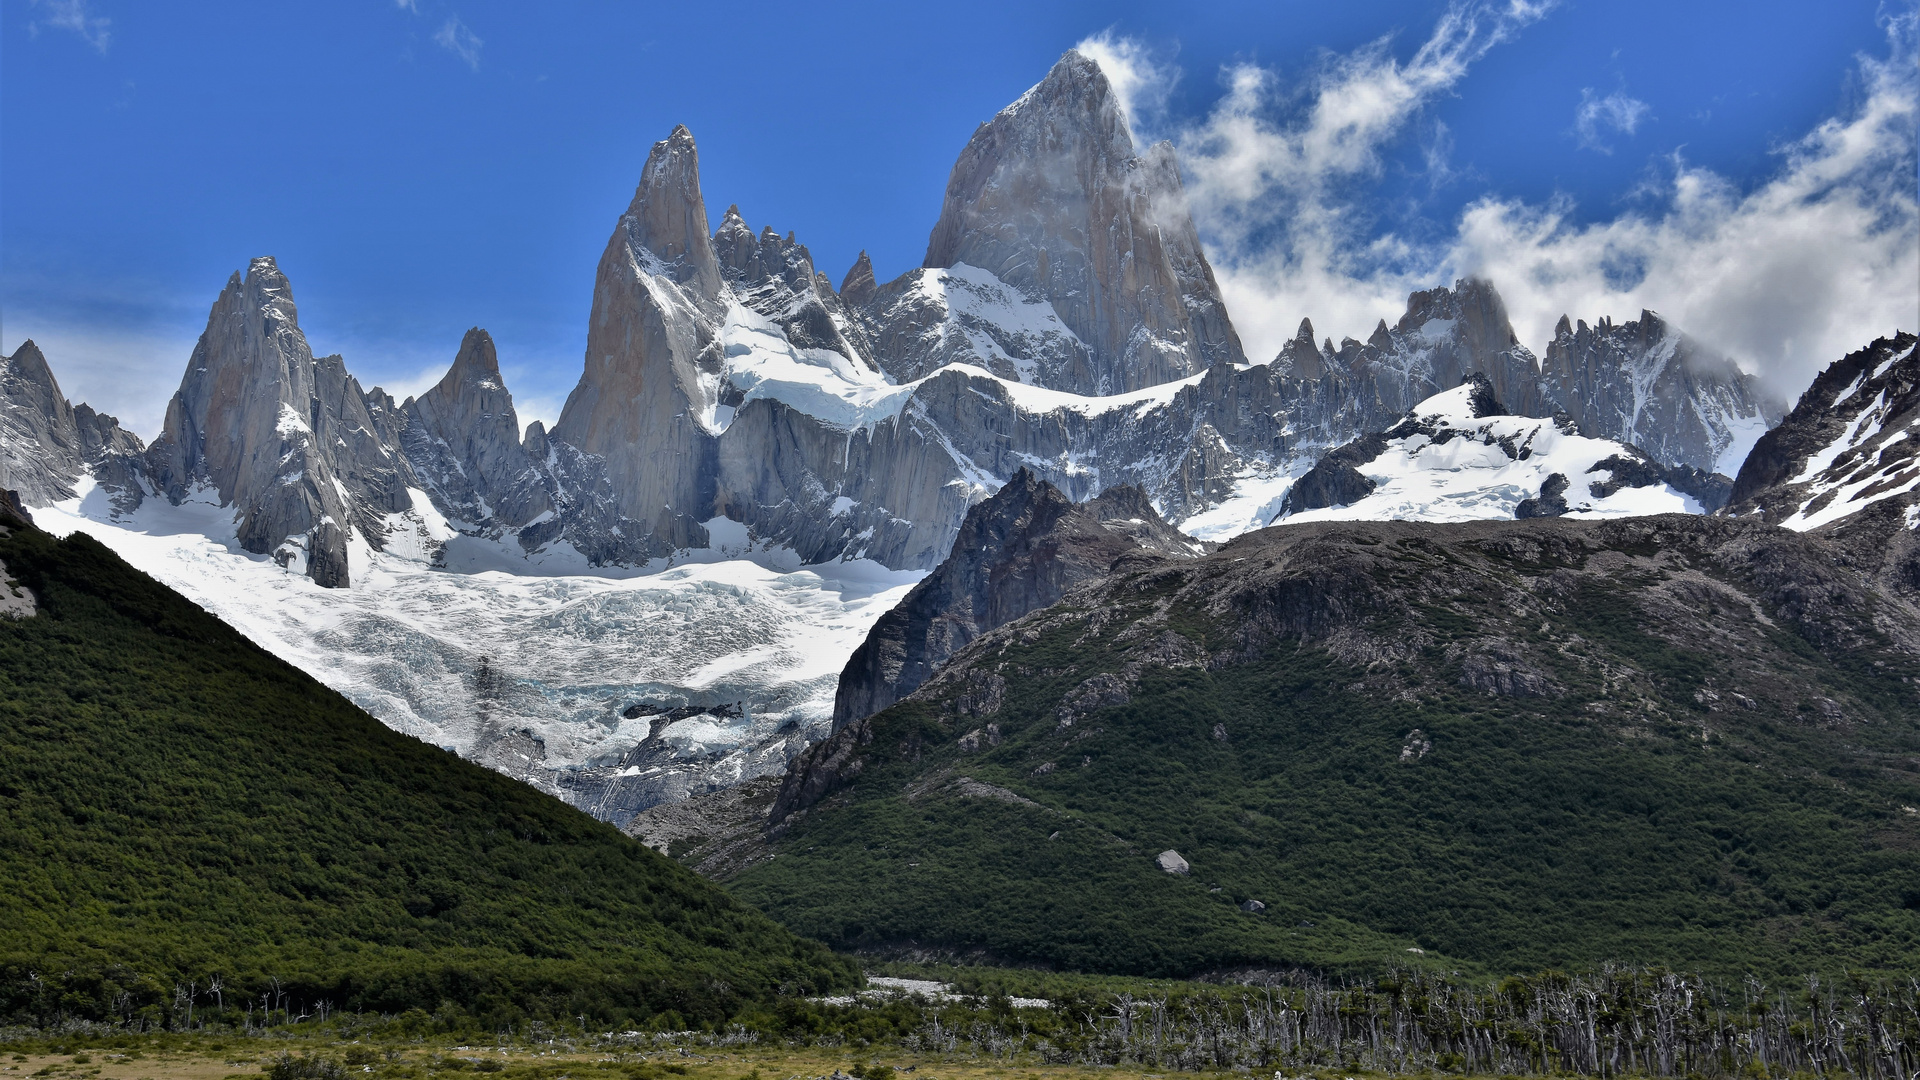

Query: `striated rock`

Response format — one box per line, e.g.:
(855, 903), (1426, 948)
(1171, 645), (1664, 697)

(401, 328), (553, 536)
(144, 257), (414, 587)
(1541, 311), (1783, 473)
(919, 49), (1244, 394)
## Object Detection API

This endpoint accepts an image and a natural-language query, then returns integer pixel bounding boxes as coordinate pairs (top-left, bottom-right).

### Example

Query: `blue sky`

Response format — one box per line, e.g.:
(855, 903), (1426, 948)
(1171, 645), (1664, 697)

(4, 0), (1914, 437)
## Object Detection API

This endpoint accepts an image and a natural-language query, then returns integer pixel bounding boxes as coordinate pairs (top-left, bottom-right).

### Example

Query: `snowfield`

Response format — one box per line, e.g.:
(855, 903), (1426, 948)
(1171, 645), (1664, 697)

(1277, 382), (1705, 524)
(23, 375), (1740, 822)
(36, 480), (922, 815)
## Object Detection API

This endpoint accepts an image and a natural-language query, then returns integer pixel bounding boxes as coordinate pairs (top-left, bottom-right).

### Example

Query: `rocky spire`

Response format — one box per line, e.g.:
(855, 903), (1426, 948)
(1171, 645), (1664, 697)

(618, 124), (723, 301)
(403, 328), (552, 530)
(552, 127), (729, 558)
(840, 251), (876, 305)
(145, 257), (413, 587)
(920, 48), (1245, 395)
(0, 340), (85, 505)
(1277, 318), (1324, 380)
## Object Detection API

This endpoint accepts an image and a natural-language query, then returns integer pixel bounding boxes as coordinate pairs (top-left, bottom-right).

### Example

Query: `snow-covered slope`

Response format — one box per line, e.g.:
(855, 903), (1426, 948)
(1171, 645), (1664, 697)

(36, 481), (920, 826)
(1275, 378), (1720, 525)
(1726, 333), (1920, 532)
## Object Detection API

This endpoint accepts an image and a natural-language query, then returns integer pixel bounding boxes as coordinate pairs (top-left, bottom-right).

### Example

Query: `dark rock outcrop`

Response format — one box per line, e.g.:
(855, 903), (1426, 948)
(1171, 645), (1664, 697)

(1725, 333), (1918, 522)
(1721, 332), (1920, 607)
(828, 467), (1203, 730)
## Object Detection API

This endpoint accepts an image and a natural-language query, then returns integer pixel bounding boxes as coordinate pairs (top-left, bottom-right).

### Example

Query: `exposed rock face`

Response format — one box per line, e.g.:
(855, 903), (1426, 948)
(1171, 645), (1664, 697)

(401, 328), (552, 536)
(1724, 333), (1919, 539)
(839, 251), (877, 306)
(1, 341), (149, 514)
(828, 468), (1204, 731)
(920, 49), (1244, 393)
(552, 125), (728, 559)
(1541, 311), (1782, 473)
(1, 341), (88, 506)
(1349, 279), (1547, 417)
(144, 257), (414, 586)
(714, 205), (875, 369)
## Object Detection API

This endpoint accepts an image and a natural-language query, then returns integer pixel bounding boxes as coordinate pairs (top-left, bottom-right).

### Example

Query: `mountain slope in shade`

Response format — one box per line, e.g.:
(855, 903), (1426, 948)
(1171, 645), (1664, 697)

(791, 470), (1205, 819)
(0, 502), (853, 1023)
(734, 512), (1920, 979)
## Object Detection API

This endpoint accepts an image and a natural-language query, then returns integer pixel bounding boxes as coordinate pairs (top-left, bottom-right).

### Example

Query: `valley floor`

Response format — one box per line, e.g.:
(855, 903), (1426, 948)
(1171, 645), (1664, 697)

(0, 1042), (1221, 1080)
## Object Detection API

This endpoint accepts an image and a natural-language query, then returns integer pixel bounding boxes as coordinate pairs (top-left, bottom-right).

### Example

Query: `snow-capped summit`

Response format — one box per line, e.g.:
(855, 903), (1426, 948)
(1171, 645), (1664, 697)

(1277, 375), (1728, 525)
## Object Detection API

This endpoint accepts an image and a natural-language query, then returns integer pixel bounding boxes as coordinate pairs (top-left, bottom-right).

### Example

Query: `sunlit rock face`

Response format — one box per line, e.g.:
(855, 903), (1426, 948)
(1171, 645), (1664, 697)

(145, 257), (414, 587)
(1540, 310), (1782, 475)
(919, 49), (1244, 395)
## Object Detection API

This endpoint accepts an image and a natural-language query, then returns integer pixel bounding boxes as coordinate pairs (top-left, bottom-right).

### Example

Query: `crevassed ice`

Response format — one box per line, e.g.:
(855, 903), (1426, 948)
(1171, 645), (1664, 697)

(34, 485), (924, 794)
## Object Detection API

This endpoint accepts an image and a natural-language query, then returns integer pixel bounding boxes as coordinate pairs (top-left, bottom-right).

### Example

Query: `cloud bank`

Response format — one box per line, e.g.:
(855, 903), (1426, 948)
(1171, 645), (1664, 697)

(1084, 4), (1919, 397)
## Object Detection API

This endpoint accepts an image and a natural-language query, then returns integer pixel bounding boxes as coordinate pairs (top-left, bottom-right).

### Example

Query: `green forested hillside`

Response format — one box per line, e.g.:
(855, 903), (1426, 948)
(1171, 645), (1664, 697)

(0, 519), (855, 1028)
(731, 516), (1920, 979)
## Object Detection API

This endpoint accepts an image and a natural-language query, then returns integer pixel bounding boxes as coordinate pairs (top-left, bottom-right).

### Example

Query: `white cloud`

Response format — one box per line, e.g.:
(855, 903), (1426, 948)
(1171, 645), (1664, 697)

(1084, 1), (1553, 369)
(434, 16), (483, 71)
(394, 0), (419, 10)
(1086, 3), (1918, 398)
(1453, 22), (1918, 394)
(1074, 31), (1179, 144)
(1574, 88), (1650, 153)
(29, 0), (111, 54)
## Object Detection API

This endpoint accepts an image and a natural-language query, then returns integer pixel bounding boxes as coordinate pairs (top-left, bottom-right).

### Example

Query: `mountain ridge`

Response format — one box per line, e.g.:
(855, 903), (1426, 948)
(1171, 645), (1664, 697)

(3, 50), (1789, 591)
